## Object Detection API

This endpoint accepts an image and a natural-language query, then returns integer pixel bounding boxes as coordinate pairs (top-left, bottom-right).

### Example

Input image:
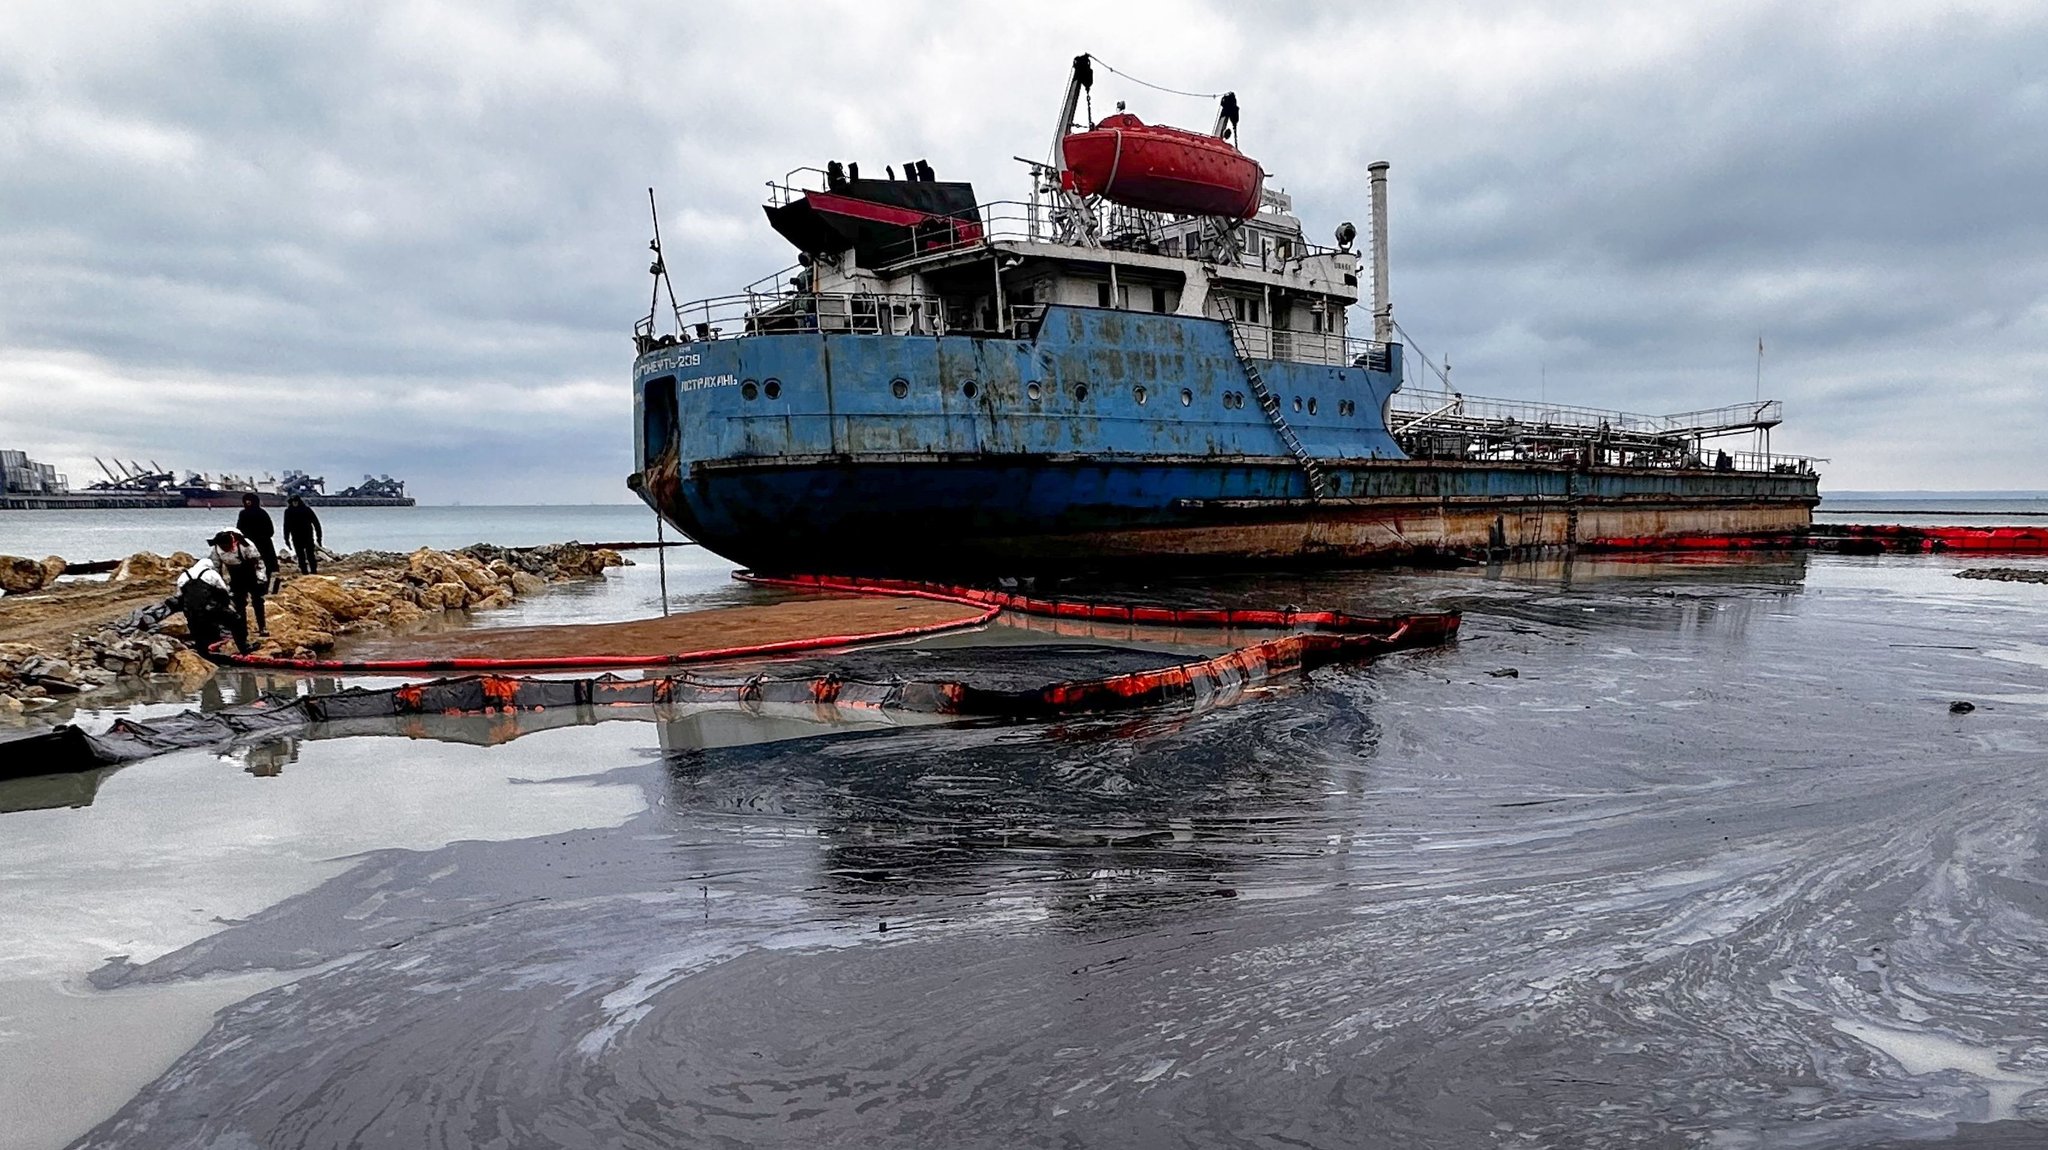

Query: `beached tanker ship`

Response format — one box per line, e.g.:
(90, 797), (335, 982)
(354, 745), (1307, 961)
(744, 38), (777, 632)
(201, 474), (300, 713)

(628, 55), (1819, 574)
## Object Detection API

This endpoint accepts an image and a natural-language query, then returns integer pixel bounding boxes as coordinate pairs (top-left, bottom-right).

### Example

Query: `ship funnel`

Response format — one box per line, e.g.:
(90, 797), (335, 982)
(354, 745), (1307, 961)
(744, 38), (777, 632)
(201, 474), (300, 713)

(1368, 160), (1392, 344)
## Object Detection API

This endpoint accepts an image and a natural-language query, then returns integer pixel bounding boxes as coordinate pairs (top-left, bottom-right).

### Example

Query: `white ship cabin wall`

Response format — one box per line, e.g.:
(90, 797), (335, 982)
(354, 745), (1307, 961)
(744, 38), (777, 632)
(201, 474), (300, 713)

(788, 193), (1365, 364)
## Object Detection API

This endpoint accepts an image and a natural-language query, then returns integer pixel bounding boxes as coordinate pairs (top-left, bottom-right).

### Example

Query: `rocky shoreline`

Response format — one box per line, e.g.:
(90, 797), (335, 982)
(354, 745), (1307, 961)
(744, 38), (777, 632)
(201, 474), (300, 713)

(0, 543), (624, 717)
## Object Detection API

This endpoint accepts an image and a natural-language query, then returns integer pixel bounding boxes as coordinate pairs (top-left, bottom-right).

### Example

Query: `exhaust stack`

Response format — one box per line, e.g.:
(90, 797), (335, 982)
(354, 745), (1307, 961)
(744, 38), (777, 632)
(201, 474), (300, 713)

(1368, 160), (1392, 344)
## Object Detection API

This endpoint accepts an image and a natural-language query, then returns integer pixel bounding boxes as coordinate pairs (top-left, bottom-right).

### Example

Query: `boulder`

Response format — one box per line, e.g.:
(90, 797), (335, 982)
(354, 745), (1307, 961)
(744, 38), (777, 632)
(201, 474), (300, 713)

(543, 544), (612, 579)
(19, 656), (74, 684)
(509, 572), (545, 596)
(112, 552), (176, 584)
(262, 600), (338, 654)
(40, 556), (67, 584)
(473, 590), (514, 612)
(453, 558), (499, 597)
(425, 581), (472, 610)
(164, 648), (217, 680)
(0, 555), (47, 594)
(292, 632), (336, 655)
(0, 694), (23, 717)
(276, 576), (380, 624)
(409, 549), (497, 597)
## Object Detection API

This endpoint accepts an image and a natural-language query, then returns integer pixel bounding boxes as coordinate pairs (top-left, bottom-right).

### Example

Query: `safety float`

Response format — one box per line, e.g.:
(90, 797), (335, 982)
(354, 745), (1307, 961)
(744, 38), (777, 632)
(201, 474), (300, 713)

(1061, 110), (1264, 219)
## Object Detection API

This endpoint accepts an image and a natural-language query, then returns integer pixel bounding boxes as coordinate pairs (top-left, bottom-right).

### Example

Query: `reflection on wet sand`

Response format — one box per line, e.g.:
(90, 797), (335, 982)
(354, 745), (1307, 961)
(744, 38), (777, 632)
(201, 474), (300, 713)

(660, 698), (1364, 925)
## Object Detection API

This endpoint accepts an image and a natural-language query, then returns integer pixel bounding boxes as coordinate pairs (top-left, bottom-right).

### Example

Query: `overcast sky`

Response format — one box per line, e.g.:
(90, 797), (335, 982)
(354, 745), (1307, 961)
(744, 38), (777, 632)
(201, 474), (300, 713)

(3, 0), (2043, 502)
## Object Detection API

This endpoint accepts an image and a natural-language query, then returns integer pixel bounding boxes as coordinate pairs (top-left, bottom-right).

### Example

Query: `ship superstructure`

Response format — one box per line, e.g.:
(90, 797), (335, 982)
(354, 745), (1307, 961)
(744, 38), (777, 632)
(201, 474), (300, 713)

(629, 55), (1817, 574)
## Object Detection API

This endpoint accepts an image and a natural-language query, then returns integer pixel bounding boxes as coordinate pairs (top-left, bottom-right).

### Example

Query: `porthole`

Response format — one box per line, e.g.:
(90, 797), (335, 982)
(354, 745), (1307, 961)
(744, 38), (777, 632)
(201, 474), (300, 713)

(1027, 381), (1043, 401)
(1307, 397), (1319, 416)
(1073, 382), (1089, 402)
(1180, 388), (1193, 407)
(1292, 396), (1303, 413)
(962, 380), (978, 399)
(891, 377), (909, 399)
(741, 380), (759, 401)
(1133, 385), (1147, 405)
(763, 378), (781, 400)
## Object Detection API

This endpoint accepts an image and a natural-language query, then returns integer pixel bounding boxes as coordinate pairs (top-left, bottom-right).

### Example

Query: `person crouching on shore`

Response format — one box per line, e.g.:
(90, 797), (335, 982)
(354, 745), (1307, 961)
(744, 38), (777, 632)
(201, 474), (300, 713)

(174, 556), (250, 655)
(210, 529), (268, 637)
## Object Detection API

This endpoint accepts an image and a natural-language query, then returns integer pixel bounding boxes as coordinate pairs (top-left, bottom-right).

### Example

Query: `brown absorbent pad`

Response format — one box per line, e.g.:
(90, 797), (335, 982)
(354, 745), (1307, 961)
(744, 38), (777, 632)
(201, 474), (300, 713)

(342, 595), (987, 661)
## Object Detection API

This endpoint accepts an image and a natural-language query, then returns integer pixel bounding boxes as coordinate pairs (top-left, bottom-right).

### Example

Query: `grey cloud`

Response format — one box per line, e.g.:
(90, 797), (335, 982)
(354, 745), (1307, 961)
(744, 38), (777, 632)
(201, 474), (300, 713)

(3, 0), (2045, 499)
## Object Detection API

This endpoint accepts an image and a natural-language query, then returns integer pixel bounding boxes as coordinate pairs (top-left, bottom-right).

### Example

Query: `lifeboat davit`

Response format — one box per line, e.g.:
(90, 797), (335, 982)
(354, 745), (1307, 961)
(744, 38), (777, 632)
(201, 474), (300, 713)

(1061, 113), (1264, 219)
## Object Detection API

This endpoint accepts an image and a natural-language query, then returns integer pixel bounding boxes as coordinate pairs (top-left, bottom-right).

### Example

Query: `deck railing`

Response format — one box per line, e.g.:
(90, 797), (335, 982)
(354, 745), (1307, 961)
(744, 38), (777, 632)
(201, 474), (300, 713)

(1391, 387), (1823, 475)
(639, 292), (952, 345)
(1392, 389), (1784, 439)
(639, 290), (1395, 370)
(1729, 451), (1825, 476)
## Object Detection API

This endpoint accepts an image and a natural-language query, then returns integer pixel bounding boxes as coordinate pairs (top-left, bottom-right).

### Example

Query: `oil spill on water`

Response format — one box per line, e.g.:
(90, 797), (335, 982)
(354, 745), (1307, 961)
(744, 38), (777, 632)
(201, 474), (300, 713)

(32, 555), (2048, 1147)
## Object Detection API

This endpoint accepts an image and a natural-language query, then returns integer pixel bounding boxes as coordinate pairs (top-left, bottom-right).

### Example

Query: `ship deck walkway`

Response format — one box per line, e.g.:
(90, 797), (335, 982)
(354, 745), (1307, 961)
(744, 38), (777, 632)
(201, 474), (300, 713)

(1389, 389), (1818, 475)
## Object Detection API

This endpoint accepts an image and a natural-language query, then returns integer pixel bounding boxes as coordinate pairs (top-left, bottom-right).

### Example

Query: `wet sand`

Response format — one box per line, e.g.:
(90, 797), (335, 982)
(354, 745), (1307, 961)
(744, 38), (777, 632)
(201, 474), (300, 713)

(7, 553), (2048, 1148)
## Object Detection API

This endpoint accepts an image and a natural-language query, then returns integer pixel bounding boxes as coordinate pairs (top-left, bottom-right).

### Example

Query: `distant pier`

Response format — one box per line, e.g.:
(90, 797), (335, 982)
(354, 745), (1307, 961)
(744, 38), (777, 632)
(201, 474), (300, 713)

(2, 492), (414, 510)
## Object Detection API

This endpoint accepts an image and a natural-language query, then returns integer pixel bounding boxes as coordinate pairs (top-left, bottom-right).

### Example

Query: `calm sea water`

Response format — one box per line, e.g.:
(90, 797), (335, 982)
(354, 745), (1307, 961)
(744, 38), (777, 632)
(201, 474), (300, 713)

(1815, 495), (2048, 524)
(0, 503), (669, 562)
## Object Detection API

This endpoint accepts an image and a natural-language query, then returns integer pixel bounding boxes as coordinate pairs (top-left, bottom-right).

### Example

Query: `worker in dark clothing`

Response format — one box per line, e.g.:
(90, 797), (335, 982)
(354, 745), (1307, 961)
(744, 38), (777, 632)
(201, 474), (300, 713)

(237, 493), (279, 588)
(283, 495), (324, 573)
(173, 557), (249, 655)
(211, 529), (267, 637)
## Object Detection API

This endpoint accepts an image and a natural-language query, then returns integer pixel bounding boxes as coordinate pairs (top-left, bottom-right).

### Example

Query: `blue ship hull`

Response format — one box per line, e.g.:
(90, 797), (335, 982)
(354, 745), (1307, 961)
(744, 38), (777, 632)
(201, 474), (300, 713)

(630, 307), (1817, 574)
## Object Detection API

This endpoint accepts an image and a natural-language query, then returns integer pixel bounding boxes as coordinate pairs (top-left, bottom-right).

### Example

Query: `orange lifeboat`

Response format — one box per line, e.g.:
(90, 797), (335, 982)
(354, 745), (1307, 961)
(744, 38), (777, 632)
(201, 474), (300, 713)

(1061, 112), (1264, 219)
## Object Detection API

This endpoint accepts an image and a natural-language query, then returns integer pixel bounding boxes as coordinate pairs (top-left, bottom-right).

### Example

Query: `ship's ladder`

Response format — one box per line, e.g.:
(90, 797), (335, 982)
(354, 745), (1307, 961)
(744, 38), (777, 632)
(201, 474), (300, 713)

(1212, 302), (1328, 500)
